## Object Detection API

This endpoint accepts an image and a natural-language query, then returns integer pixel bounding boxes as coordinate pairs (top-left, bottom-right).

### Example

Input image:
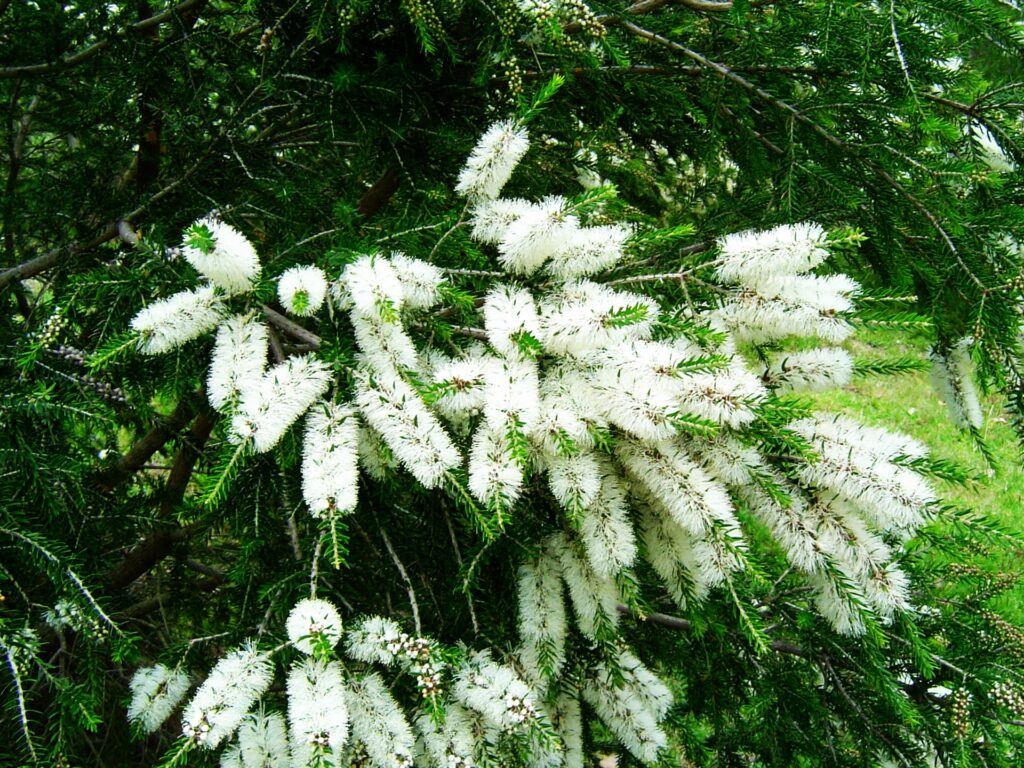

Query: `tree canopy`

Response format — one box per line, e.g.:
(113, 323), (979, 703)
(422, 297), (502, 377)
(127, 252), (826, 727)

(3, 1), (1024, 767)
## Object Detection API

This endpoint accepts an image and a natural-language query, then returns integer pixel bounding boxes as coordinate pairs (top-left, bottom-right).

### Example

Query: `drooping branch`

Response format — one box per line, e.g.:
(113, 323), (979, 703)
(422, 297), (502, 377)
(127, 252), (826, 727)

(617, 20), (984, 290)
(0, 0), (209, 80)
(617, 604), (808, 658)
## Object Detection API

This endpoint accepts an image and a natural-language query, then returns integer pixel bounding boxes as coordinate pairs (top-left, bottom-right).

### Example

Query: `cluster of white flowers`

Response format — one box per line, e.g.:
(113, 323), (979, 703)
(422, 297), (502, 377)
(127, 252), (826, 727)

(929, 337), (983, 429)
(131, 220), (338, 454)
(123, 122), (947, 768)
(582, 651), (671, 764)
(711, 224), (857, 344)
(181, 641), (273, 748)
(345, 616), (444, 698)
(301, 404), (360, 518)
(278, 265), (328, 317)
(128, 664), (191, 734)
(471, 196), (631, 278)
(287, 658), (350, 767)
(286, 597), (344, 655)
(130, 285), (224, 354)
(183, 217), (261, 294)
(452, 650), (539, 731)
(346, 672), (416, 768)
(220, 710), (289, 768)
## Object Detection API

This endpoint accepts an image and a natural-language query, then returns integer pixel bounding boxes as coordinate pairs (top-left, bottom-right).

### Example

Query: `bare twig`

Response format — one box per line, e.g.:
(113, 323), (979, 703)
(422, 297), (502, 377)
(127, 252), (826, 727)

(380, 527), (421, 634)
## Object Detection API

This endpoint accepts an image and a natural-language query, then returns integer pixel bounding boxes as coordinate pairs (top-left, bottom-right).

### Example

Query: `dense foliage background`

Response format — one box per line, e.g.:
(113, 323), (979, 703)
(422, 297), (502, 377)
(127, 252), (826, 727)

(4, 1), (1024, 766)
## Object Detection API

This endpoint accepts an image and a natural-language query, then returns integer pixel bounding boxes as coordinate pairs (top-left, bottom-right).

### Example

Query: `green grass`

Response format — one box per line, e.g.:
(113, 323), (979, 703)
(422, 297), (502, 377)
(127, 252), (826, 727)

(805, 327), (1024, 621)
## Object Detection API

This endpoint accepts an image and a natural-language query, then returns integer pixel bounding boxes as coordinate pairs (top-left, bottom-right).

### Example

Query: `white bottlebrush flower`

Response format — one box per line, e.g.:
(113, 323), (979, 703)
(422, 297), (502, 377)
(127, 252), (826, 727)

(208, 315), (268, 411)
(356, 423), (399, 481)
(340, 254), (405, 319)
(715, 222), (829, 286)
(425, 352), (491, 425)
(675, 363), (766, 429)
(711, 290), (855, 345)
(468, 424), (525, 510)
(182, 216), (261, 294)
(131, 285), (224, 354)
(929, 338), (983, 430)
(344, 615), (407, 666)
(277, 266), (328, 317)
(971, 122), (1016, 173)
(806, 570), (867, 637)
(452, 650), (539, 731)
(516, 543), (567, 686)
(389, 252), (445, 309)
(469, 197), (533, 244)
(483, 284), (542, 360)
(545, 450), (602, 512)
(753, 274), (860, 311)
(346, 672), (416, 768)
(128, 664), (191, 734)
(230, 354), (332, 452)
(417, 703), (478, 768)
(617, 438), (738, 535)
(498, 196), (579, 275)
(616, 650), (673, 720)
(638, 504), (709, 609)
(483, 357), (540, 433)
(548, 694), (583, 768)
(182, 641), (273, 749)
(286, 598), (344, 655)
(578, 463), (636, 579)
(236, 709), (290, 768)
(351, 312), (421, 374)
(539, 280), (658, 357)
(455, 119), (530, 200)
(555, 532), (621, 641)
(588, 362), (682, 443)
(765, 347), (854, 393)
(545, 223), (632, 280)
(582, 663), (668, 765)
(302, 403), (360, 518)
(354, 365), (461, 488)
(287, 658), (350, 767)
(790, 414), (936, 531)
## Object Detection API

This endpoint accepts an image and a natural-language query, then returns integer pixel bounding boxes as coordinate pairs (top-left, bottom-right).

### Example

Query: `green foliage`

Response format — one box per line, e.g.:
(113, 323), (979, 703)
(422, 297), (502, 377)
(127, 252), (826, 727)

(2, 0), (1024, 766)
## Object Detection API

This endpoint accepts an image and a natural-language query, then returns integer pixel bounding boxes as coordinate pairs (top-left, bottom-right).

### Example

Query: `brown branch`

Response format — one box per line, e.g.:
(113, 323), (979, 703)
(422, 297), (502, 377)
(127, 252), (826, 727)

(0, 0), (208, 80)
(95, 390), (202, 493)
(357, 167), (401, 218)
(262, 305), (322, 349)
(617, 604), (808, 658)
(106, 408), (214, 591)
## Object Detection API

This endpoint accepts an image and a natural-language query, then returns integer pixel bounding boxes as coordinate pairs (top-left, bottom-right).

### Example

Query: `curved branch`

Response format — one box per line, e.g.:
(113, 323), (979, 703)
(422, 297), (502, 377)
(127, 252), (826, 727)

(0, 0), (208, 80)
